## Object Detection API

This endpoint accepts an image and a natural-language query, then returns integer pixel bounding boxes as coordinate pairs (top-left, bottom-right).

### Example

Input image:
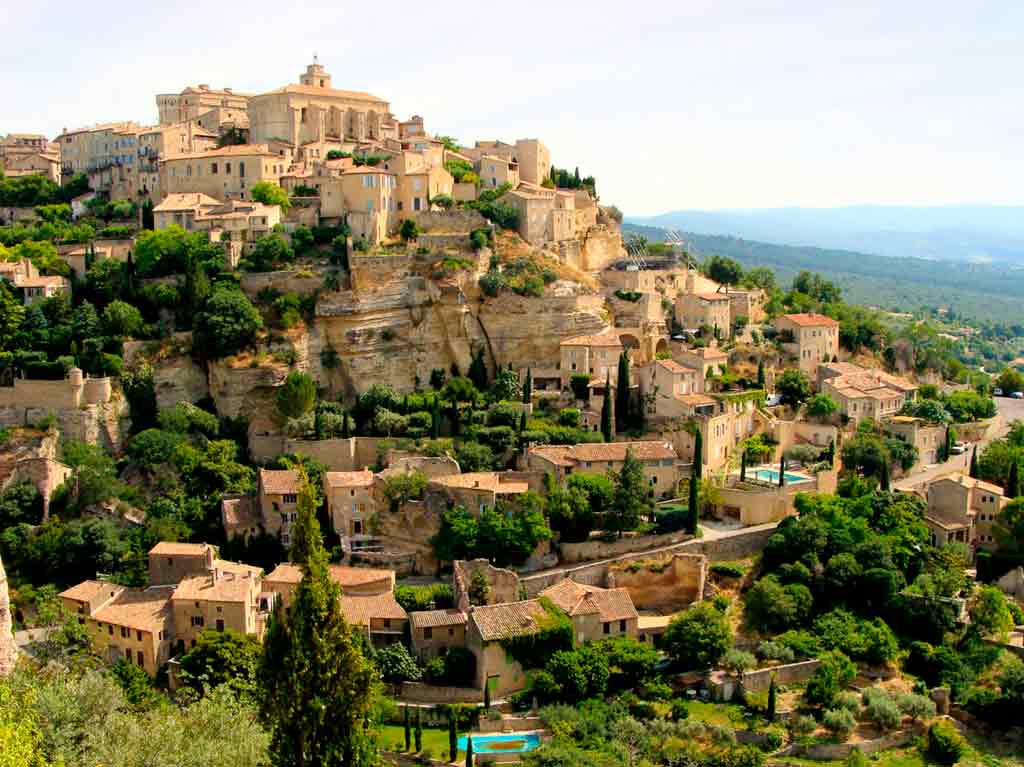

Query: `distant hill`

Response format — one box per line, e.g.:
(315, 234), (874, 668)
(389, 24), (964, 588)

(622, 222), (1024, 324)
(628, 205), (1024, 264)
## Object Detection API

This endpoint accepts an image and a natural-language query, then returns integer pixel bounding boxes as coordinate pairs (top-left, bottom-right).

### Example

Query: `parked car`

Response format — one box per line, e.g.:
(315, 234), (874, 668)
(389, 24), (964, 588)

(1013, 391), (1024, 399)
(950, 442), (969, 455)
(994, 387), (1004, 396)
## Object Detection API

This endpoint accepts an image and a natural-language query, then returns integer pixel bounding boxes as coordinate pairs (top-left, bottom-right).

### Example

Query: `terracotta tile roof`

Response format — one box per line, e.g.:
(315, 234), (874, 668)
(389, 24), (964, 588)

(410, 609), (468, 629)
(540, 579), (638, 622)
(149, 542), (213, 557)
(221, 495), (259, 530)
(92, 587), (173, 632)
(171, 573), (257, 603)
(215, 559), (262, 578)
(692, 292), (731, 302)
(470, 599), (549, 642)
(264, 563), (303, 584)
(325, 470), (374, 488)
(780, 312), (839, 327)
(342, 165), (394, 175)
(655, 359), (697, 375)
(152, 192), (220, 212)
(568, 440), (677, 463)
(340, 593), (407, 626)
(263, 83), (388, 103)
(168, 144), (276, 160)
(678, 393), (717, 406)
(933, 472), (1004, 496)
(59, 580), (114, 603)
(560, 332), (623, 348)
(432, 472), (529, 494)
(259, 468), (300, 496)
(680, 347), (728, 360)
(328, 565), (394, 590)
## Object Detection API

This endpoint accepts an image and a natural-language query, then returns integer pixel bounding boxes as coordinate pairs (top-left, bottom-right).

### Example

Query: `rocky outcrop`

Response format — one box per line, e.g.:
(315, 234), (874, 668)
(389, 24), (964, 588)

(0, 554), (17, 676)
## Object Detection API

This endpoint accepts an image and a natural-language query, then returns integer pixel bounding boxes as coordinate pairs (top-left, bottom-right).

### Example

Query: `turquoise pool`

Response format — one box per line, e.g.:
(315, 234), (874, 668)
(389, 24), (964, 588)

(458, 732), (541, 754)
(748, 468), (811, 484)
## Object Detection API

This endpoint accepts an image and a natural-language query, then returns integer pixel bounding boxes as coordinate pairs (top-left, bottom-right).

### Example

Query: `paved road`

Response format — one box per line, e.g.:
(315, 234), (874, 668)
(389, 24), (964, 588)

(894, 396), (1023, 491)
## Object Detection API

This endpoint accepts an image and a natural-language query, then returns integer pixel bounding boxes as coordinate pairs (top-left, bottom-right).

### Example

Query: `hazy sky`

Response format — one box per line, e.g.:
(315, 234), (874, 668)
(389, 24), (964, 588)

(3, 0), (1021, 215)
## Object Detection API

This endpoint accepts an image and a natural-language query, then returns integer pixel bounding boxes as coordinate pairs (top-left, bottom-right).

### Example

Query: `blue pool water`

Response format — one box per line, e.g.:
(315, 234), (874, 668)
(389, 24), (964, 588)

(458, 732), (541, 754)
(749, 468), (810, 484)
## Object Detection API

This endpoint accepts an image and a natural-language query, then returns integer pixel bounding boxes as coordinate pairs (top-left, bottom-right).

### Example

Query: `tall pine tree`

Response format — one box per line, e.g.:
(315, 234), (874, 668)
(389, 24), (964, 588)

(693, 428), (703, 480)
(615, 352), (631, 432)
(969, 446), (979, 478)
(767, 675), (777, 721)
(1007, 459), (1020, 499)
(879, 458), (891, 492)
(600, 373), (613, 443)
(687, 473), (699, 535)
(259, 469), (380, 767)
(522, 369), (532, 404)
(468, 346), (488, 391)
(756, 359), (765, 389)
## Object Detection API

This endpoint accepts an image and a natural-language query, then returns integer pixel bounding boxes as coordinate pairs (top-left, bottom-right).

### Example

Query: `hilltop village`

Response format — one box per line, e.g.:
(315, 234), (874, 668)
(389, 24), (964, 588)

(3, 59), (1024, 767)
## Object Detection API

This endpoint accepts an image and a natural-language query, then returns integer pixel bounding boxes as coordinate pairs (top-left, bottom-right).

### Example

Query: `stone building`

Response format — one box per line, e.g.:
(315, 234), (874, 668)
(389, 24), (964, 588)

(467, 599), (549, 697)
(884, 415), (945, 469)
(248, 59), (394, 150)
(262, 563), (395, 611)
(161, 144), (286, 202)
(676, 292), (732, 336)
(409, 609), (467, 660)
(925, 473), (1008, 549)
(817, 362), (917, 424)
(559, 332), (624, 389)
(325, 470), (376, 552)
(156, 84), (251, 128)
(525, 441), (680, 499)
(153, 194), (281, 266)
(774, 313), (840, 376)
(539, 578), (639, 643)
(136, 121), (219, 202)
(256, 468), (300, 546)
(425, 472), (534, 515)
(0, 258), (69, 304)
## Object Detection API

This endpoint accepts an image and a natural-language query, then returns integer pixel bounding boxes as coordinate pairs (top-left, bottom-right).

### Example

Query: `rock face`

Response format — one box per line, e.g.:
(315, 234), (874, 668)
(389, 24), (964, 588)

(0, 554), (17, 676)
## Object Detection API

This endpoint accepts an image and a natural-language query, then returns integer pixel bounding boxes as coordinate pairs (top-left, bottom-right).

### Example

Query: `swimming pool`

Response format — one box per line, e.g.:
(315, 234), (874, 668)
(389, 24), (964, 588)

(458, 732), (541, 754)
(747, 468), (811, 484)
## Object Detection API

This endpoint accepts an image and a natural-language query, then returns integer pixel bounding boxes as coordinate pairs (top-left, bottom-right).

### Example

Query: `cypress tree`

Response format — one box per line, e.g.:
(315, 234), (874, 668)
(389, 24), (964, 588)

(944, 426), (954, 462)
(484, 679), (491, 710)
(687, 474), (699, 535)
(522, 368), (532, 404)
(879, 459), (891, 492)
(757, 359), (765, 388)
(600, 373), (613, 443)
(740, 450), (747, 482)
(767, 675), (777, 722)
(693, 428), (703, 480)
(404, 706), (411, 751)
(414, 707), (422, 752)
(466, 736), (474, 767)
(1007, 460), (1020, 498)
(778, 455), (786, 487)
(518, 409), (527, 433)
(616, 351), (631, 432)
(969, 446), (979, 479)
(468, 346), (488, 391)
(258, 469), (379, 767)
(449, 709), (458, 762)
(341, 410), (351, 439)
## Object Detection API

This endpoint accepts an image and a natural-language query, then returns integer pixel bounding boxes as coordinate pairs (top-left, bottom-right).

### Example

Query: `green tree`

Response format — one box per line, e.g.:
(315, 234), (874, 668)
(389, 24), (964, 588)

(598, 372), (610, 442)
(468, 347), (488, 391)
(705, 255), (744, 288)
(804, 651), (856, 708)
(404, 706), (411, 751)
(757, 359), (766, 388)
(663, 602), (732, 670)
(522, 368), (532, 404)
(466, 735), (473, 767)
(687, 474), (699, 534)
(178, 628), (262, 696)
(102, 299), (144, 338)
(806, 393), (838, 420)
(250, 181), (292, 211)
(399, 219), (420, 242)
(0, 282), (27, 350)
(767, 675), (777, 721)
(449, 709), (458, 761)
(1008, 459), (1020, 498)
(776, 369), (812, 407)
(615, 352), (631, 432)
(258, 469), (380, 767)
(609, 448), (652, 536)
(291, 225), (314, 254)
(969, 445), (979, 478)
(879, 457), (891, 491)
(247, 233), (294, 271)
(414, 707), (422, 752)
(276, 371), (317, 420)
(968, 585), (1013, 639)
(193, 288), (263, 358)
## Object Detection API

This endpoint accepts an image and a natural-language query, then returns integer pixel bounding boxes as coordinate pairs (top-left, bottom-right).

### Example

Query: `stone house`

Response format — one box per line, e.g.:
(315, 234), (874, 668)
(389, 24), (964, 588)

(0, 258), (68, 304)
(56, 121), (141, 185)
(539, 578), (639, 643)
(559, 332), (624, 389)
(478, 154), (519, 189)
(725, 288), (766, 324)
(676, 292), (732, 337)
(425, 471), (535, 515)
(2, 150), (61, 183)
(59, 581), (174, 675)
(817, 362), (917, 424)
(156, 84), (251, 128)
(525, 441), (680, 499)
(467, 599), (550, 697)
(263, 563), (395, 611)
(161, 144), (286, 202)
(774, 313), (840, 376)
(675, 346), (729, 388)
(925, 473), (1008, 549)
(325, 470), (376, 552)
(256, 468), (300, 546)
(884, 415), (945, 469)
(341, 592), (408, 649)
(147, 541), (218, 586)
(169, 559), (265, 651)
(136, 121), (219, 202)
(380, 151), (454, 215)
(409, 609), (468, 660)
(639, 358), (701, 407)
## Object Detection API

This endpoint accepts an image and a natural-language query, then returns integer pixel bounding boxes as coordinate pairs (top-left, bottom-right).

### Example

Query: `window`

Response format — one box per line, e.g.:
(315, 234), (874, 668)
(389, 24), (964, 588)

(239, 161), (245, 177)
(216, 619), (225, 632)
(137, 651), (144, 666)
(603, 622), (610, 635)
(108, 625), (113, 635)
(424, 627), (433, 639)
(125, 648), (132, 662)
(191, 616), (204, 627)
(619, 619), (626, 632)
(226, 162), (231, 174)
(137, 630), (143, 641)
(283, 493), (297, 504)
(121, 627), (128, 638)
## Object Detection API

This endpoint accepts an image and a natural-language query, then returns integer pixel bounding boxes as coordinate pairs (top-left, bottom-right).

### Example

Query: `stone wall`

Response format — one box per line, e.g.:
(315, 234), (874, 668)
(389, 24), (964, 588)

(783, 728), (916, 760)
(239, 268), (327, 300)
(398, 682), (482, 703)
(418, 233), (471, 251)
(521, 522), (779, 596)
(0, 554), (16, 676)
(740, 659), (821, 693)
(606, 553), (706, 610)
(249, 435), (386, 469)
(559, 530), (691, 564)
(454, 559), (521, 611)
(579, 225), (624, 272)
(412, 210), (488, 232)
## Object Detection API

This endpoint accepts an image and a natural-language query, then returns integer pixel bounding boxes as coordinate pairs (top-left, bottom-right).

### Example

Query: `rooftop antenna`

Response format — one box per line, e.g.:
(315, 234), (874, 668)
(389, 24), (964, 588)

(625, 235), (648, 270)
(313, 52), (319, 65)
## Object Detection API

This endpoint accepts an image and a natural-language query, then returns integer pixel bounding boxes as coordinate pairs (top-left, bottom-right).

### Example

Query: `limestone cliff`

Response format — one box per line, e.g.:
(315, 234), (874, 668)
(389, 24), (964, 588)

(0, 554), (17, 676)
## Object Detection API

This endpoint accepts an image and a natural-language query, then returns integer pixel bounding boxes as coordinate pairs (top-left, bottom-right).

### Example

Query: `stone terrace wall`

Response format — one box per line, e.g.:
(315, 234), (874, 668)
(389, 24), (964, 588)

(399, 682), (481, 703)
(560, 530), (691, 564)
(239, 268), (327, 300)
(521, 522), (779, 596)
(607, 553), (706, 610)
(741, 659), (820, 693)
(412, 210), (488, 232)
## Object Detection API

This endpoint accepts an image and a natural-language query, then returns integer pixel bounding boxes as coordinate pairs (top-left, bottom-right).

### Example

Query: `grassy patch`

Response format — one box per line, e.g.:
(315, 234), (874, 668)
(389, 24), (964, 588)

(379, 723), (466, 760)
(684, 701), (750, 727)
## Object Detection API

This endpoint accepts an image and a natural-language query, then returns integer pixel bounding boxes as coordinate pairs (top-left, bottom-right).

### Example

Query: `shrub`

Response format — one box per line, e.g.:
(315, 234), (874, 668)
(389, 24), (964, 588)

(833, 691), (861, 713)
(926, 721), (966, 765)
(790, 714), (816, 736)
(823, 708), (856, 740)
(757, 641), (795, 664)
(865, 695), (901, 731)
(896, 692), (936, 721)
(711, 563), (745, 579)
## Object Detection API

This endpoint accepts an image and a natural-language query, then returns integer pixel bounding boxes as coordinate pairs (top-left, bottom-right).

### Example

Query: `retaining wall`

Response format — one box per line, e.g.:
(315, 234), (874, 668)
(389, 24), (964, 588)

(559, 530), (690, 564)
(741, 659), (820, 693)
(400, 682), (482, 704)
